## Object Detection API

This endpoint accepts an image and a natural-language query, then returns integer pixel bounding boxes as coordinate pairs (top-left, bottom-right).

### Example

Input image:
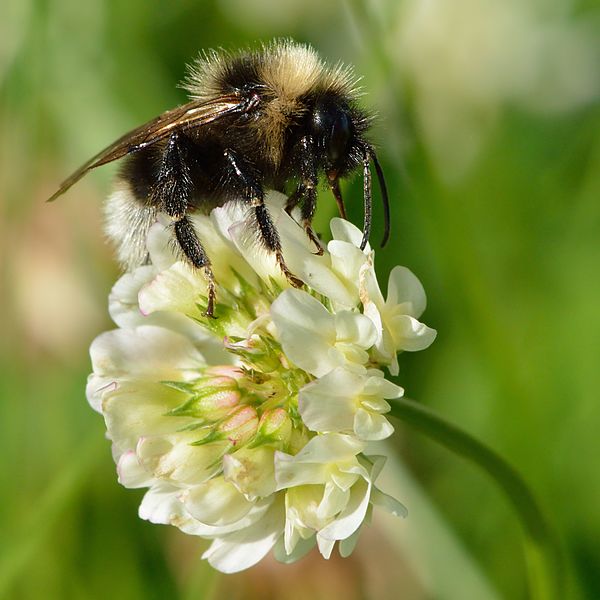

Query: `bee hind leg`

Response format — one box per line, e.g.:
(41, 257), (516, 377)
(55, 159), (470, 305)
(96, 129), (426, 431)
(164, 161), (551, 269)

(173, 217), (216, 317)
(223, 148), (304, 288)
(154, 132), (217, 317)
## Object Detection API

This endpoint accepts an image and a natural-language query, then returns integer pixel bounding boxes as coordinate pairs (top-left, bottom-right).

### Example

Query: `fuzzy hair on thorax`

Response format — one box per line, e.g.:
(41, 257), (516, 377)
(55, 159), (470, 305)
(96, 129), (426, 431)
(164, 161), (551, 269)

(183, 40), (362, 166)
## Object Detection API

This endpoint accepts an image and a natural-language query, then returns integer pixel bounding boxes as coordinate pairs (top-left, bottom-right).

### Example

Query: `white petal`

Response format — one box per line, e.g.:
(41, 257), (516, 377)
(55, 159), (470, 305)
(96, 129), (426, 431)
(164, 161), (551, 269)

(89, 326), (205, 381)
(334, 310), (377, 349)
(338, 525), (362, 558)
(181, 497), (274, 537)
(273, 534), (315, 563)
(274, 452), (328, 489)
(291, 433), (365, 464)
(354, 409), (395, 441)
(318, 478), (371, 541)
(389, 315), (437, 351)
(330, 218), (369, 250)
(137, 434), (226, 485)
(117, 450), (153, 488)
(360, 262), (385, 309)
(318, 482), (350, 520)
(387, 265), (427, 318)
(108, 266), (156, 327)
(139, 482), (186, 525)
(298, 369), (358, 433)
(201, 496), (284, 573)
(223, 447), (276, 500)
(316, 535), (336, 559)
(270, 289), (337, 377)
(138, 262), (201, 316)
(370, 486), (408, 518)
(363, 375), (404, 399)
(103, 380), (192, 453)
(184, 478), (254, 526)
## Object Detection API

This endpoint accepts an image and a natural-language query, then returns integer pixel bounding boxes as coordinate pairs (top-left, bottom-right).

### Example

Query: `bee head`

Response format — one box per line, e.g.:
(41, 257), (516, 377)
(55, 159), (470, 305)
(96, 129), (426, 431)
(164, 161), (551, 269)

(311, 98), (354, 175)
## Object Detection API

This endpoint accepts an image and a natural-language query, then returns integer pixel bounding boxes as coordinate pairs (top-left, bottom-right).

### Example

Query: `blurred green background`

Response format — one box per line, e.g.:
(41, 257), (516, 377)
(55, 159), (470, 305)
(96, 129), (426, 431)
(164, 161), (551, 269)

(1, 0), (599, 598)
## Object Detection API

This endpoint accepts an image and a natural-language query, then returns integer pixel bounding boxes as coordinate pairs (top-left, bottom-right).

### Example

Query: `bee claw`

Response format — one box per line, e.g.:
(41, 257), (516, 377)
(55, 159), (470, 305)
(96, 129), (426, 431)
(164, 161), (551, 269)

(303, 222), (324, 255)
(276, 251), (304, 288)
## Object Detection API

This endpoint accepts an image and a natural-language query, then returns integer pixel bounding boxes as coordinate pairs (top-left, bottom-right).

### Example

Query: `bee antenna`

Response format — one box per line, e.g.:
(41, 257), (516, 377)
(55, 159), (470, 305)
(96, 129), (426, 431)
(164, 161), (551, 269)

(359, 148), (372, 251)
(370, 150), (390, 248)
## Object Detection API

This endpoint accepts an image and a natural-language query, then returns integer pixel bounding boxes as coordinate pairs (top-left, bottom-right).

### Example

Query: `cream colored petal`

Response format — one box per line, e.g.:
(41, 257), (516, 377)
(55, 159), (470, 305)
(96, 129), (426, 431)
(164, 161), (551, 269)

(386, 265), (428, 318)
(184, 477), (255, 526)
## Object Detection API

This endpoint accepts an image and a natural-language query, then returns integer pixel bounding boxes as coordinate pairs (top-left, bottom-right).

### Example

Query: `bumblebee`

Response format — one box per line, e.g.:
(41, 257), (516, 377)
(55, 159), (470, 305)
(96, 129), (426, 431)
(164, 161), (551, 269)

(50, 40), (389, 316)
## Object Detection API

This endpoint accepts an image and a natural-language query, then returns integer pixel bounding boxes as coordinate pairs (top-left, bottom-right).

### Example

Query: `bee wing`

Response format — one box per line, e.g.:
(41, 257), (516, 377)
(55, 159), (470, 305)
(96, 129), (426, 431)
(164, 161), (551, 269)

(48, 96), (245, 201)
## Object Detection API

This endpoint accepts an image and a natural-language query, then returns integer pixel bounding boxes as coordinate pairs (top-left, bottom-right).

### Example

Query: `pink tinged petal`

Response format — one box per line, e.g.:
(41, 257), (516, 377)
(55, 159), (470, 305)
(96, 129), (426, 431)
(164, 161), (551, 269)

(387, 265), (427, 318)
(318, 478), (371, 542)
(218, 406), (259, 446)
(389, 315), (437, 351)
(184, 478), (254, 526)
(316, 535), (336, 559)
(370, 487), (408, 518)
(117, 450), (153, 488)
(201, 496), (284, 573)
(354, 409), (395, 441)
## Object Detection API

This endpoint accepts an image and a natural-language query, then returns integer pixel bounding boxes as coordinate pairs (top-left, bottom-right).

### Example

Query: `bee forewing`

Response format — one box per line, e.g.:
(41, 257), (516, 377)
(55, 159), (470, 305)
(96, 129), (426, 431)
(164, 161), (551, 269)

(48, 96), (244, 202)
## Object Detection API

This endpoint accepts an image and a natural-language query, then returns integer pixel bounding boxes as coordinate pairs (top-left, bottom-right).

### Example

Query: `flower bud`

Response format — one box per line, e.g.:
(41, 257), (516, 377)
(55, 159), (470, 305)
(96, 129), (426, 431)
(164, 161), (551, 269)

(250, 408), (292, 448)
(169, 374), (241, 421)
(218, 406), (259, 446)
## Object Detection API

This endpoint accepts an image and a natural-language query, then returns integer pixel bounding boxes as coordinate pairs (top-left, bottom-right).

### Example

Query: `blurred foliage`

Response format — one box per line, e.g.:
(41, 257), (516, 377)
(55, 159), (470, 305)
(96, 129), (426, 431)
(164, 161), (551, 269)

(1, 0), (599, 598)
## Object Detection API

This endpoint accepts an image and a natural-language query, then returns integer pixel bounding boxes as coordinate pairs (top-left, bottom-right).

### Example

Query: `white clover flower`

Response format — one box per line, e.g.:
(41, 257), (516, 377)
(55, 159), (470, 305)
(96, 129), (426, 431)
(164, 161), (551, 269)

(361, 261), (437, 376)
(87, 191), (434, 573)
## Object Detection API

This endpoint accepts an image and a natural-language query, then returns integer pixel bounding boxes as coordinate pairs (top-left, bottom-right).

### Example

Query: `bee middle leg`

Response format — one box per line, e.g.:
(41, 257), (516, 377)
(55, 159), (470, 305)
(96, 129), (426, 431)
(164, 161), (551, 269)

(284, 135), (323, 255)
(223, 148), (303, 288)
(153, 133), (216, 316)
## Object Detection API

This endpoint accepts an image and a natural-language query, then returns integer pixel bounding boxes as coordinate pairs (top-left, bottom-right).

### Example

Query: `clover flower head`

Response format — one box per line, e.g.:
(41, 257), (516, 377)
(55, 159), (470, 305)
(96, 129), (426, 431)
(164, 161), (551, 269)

(87, 192), (435, 573)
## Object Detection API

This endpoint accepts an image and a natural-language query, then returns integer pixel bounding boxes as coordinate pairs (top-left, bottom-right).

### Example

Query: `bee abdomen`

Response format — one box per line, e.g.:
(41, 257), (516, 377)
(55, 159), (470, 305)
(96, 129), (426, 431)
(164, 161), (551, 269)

(104, 181), (158, 271)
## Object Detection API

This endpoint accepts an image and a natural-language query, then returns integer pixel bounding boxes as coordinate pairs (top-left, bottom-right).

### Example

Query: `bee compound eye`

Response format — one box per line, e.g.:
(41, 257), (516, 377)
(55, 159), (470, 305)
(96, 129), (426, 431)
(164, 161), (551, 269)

(312, 103), (351, 166)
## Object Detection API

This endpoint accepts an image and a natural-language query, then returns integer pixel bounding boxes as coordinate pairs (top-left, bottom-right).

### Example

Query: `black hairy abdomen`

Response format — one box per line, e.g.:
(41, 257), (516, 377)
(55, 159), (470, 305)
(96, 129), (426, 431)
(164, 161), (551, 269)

(119, 125), (284, 211)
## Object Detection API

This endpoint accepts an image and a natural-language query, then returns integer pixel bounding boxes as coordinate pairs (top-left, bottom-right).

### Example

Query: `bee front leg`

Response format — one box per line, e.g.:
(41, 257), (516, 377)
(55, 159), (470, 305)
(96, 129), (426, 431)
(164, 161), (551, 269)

(153, 133), (217, 317)
(284, 135), (323, 255)
(223, 148), (303, 288)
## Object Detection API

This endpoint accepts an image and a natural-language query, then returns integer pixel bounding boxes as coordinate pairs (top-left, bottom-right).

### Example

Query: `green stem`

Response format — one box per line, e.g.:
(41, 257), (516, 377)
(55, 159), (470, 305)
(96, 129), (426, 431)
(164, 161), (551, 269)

(389, 398), (563, 600)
